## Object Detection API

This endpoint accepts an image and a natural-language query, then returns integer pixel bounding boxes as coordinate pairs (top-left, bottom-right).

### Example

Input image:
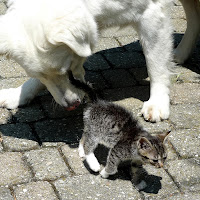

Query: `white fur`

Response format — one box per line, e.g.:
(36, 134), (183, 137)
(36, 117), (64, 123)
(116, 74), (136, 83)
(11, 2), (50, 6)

(0, 0), (175, 122)
(174, 0), (200, 64)
(78, 142), (85, 158)
(100, 167), (118, 179)
(85, 153), (101, 172)
(100, 168), (110, 179)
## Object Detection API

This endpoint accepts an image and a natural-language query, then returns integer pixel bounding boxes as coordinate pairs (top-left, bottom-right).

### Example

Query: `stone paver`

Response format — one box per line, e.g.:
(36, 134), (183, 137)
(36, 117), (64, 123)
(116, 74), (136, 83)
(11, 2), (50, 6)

(84, 53), (110, 71)
(0, 55), (27, 78)
(0, 123), (39, 151)
(61, 144), (89, 175)
(169, 129), (200, 158)
(138, 165), (179, 200)
(34, 117), (83, 143)
(0, 187), (14, 200)
(166, 159), (200, 191)
(171, 83), (200, 104)
(102, 69), (136, 88)
(14, 181), (58, 200)
(53, 175), (142, 200)
(0, 1), (199, 199)
(11, 104), (45, 123)
(0, 152), (32, 186)
(0, 108), (11, 124)
(104, 51), (146, 69)
(170, 104), (200, 129)
(23, 148), (70, 181)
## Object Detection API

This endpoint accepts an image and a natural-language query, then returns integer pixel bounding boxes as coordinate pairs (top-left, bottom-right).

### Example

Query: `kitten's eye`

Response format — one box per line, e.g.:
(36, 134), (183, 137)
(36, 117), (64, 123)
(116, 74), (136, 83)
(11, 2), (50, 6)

(153, 159), (158, 163)
(142, 156), (149, 159)
(163, 157), (167, 160)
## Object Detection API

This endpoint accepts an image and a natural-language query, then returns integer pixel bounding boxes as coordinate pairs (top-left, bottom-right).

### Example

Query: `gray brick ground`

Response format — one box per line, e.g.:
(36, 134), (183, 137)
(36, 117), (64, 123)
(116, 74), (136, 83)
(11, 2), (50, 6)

(129, 67), (149, 85)
(84, 54), (110, 71)
(138, 165), (179, 199)
(94, 38), (120, 53)
(102, 69), (136, 88)
(0, 77), (29, 89)
(11, 104), (45, 123)
(0, 152), (32, 186)
(170, 104), (200, 129)
(0, 1), (199, 199)
(0, 123), (39, 151)
(34, 117), (83, 143)
(0, 108), (11, 124)
(23, 148), (70, 181)
(172, 66), (200, 83)
(103, 86), (150, 102)
(169, 129), (200, 158)
(61, 144), (89, 175)
(14, 181), (58, 200)
(85, 71), (108, 90)
(0, 56), (27, 78)
(103, 51), (146, 69)
(163, 193), (200, 200)
(53, 175), (142, 200)
(171, 83), (200, 104)
(166, 159), (200, 191)
(0, 187), (14, 200)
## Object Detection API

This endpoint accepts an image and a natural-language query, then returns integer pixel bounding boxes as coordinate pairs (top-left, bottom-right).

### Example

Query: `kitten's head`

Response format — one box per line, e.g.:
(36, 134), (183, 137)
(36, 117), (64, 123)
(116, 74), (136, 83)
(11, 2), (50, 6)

(137, 131), (170, 168)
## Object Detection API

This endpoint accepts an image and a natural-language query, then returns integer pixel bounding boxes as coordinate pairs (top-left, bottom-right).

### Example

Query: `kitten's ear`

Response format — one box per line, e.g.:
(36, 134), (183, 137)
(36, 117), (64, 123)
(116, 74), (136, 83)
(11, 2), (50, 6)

(157, 131), (171, 142)
(137, 137), (152, 150)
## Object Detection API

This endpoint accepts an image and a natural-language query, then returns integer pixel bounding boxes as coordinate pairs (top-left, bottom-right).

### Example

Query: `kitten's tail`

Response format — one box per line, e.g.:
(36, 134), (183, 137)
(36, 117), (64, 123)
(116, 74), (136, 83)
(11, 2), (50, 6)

(68, 70), (98, 102)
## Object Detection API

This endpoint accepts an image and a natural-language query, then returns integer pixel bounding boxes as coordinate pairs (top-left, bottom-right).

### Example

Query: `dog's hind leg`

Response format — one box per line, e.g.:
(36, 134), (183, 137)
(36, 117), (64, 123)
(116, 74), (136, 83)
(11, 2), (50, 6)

(138, 2), (174, 122)
(0, 78), (45, 109)
(174, 0), (200, 64)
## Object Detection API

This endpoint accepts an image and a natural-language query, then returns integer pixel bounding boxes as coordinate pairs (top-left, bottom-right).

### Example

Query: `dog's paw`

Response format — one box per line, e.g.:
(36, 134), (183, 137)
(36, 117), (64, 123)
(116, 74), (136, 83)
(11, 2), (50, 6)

(85, 153), (101, 172)
(141, 97), (169, 122)
(0, 88), (22, 109)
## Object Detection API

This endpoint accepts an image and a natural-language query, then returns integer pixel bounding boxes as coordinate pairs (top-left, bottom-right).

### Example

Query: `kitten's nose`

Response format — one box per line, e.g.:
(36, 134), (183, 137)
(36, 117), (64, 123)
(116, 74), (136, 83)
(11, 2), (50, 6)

(158, 161), (163, 168)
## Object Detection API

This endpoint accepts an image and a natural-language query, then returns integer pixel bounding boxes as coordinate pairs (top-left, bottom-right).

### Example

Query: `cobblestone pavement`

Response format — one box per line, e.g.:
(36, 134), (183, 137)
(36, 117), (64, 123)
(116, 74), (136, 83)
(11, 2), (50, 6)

(0, 1), (200, 199)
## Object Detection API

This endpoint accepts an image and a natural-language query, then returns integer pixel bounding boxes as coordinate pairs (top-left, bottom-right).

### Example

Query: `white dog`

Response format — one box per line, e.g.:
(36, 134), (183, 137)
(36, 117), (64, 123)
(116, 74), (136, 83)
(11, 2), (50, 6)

(174, 0), (200, 64)
(0, 0), (175, 122)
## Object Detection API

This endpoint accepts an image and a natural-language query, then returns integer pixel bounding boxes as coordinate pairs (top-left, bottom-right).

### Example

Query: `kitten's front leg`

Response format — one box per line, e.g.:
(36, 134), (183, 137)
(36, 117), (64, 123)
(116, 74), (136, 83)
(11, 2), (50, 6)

(131, 162), (147, 191)
(85, 153), (101, 172)
(100, 148), (120, 178)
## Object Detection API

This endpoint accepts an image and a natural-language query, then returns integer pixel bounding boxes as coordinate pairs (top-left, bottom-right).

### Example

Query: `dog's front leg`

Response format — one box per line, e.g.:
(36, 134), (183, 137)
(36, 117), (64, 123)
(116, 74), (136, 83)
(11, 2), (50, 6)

(138, 3), (173, 122)
(0, 78), (45, 109)
(174, 0), (200, 64)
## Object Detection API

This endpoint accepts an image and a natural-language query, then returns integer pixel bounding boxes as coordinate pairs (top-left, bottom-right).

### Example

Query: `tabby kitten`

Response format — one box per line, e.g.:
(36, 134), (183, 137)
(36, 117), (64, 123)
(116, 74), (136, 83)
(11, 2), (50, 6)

(68, 71), (169, 180)
(79, 100), (169, 179)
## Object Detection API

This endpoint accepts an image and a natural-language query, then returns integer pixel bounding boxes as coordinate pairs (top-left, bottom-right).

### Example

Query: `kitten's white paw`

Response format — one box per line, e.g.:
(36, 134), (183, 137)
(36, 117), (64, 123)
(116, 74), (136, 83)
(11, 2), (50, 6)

(86, 153), (100, 172)
(78, 143), (85, 158)
(136, 180), (147, 190)
(100, 168), (109, 179)
(141, 96), (169, 122)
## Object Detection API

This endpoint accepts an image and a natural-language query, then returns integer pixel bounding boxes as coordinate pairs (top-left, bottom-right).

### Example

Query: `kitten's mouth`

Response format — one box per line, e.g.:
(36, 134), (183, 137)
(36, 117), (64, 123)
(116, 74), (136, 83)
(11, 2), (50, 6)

(155, 162), (164, 168)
